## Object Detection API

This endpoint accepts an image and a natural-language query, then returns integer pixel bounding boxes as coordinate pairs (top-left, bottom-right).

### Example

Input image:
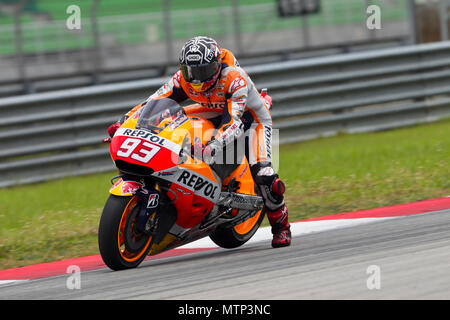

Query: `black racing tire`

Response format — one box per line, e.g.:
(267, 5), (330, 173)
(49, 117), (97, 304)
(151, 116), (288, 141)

(209, 209), (265, 249)
(98, 195), (152, 271)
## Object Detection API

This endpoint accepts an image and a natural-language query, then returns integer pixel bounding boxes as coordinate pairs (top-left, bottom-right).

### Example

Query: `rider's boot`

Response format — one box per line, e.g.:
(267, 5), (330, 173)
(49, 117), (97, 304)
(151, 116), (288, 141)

(267, 203), (291, 248)
(253, 165), (292, 248)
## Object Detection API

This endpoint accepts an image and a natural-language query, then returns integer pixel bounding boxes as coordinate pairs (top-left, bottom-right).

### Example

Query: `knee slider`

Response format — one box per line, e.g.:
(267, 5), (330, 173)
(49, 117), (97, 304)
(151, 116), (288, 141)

(271, 177), (285, 197)
(253, 165), (286, 210)
(254, 165), (284, 191)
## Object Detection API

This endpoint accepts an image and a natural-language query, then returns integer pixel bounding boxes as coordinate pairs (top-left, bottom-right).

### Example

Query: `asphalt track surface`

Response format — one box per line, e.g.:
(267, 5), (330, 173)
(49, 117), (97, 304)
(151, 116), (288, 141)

(1, 209), (449, 300)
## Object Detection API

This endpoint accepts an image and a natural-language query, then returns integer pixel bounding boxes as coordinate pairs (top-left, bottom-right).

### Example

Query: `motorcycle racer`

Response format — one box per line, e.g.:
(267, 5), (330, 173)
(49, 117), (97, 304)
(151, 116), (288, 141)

(108, 36), (291, 248)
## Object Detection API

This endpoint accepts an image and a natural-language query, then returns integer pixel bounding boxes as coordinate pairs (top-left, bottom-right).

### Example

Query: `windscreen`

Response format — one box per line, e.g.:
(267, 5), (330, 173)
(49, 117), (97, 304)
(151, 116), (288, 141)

(136, 98), (186, 131)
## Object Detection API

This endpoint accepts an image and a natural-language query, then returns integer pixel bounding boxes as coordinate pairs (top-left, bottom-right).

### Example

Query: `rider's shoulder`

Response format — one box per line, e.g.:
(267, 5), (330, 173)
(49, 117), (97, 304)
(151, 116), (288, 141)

(170, 70), (183, 88)
(221, 69), (248, 96)
(220, 48), (240, 68)
(220, 51), (246, 79)
(220, 63), (248, 91)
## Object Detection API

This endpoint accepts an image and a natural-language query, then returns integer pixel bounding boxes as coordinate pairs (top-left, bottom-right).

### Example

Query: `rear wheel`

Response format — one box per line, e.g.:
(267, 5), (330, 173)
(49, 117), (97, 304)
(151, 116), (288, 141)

(98, 195), (152, 271)
(209, 209), (265, 249)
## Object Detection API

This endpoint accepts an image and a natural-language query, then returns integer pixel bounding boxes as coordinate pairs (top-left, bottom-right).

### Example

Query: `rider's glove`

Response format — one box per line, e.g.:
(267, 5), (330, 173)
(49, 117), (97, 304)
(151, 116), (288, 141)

(260, 89), (272, 108)
(107, 122), (122, 138)
(108, 114), (129, 138)
(203, 139), (221, 165)
(191, 140), (205, 159)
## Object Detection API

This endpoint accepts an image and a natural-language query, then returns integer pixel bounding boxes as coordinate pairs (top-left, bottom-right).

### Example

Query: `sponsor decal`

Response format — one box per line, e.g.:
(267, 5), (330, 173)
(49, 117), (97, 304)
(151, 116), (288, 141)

(116, 128), (181, 154)
(233, 97), (247, 110)
(173, 71), (181, 88)
(157, 169), (177, 177)
(152, 167), (220, 201)
(176, 170), (219, 200)
(175, 188), (191, 195)
(221, 123), (237, 143)
(120, 128), (166, 145)
(154, 83), (171, 98)
(188, 88), (199, 97)
(168, 113), (188, 130)
(217, 79), (225, 90)
(116, 138), (161, 164)
(263, 125), (272, 159)
(188, 44), (200, 53)
(200, 101), (226, 109)
(205, 48), (214, 62)
(228, 77), (246, 94)
(186, 54), (202, 62)
(121, 181), (144, 194)
(220, 122), (243, 145)
(257, 166), (275, 177)
(132, 109), (141, 120)
(147, 193), (160, 209)
(111, 179), (122, 189)
(236, 101), (246, 108)
(202, 91), (213, 97)
(238, 163), (249, 180)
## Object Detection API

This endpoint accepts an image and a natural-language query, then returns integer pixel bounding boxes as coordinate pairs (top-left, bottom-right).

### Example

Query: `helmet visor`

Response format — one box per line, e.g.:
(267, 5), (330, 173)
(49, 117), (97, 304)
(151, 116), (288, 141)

(180, 62), (220, 83)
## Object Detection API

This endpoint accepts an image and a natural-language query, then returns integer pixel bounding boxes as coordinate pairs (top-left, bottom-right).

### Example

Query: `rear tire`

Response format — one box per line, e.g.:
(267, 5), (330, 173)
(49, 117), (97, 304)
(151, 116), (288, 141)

(98, 195), (152, 271)
(209, 209), (265, 249)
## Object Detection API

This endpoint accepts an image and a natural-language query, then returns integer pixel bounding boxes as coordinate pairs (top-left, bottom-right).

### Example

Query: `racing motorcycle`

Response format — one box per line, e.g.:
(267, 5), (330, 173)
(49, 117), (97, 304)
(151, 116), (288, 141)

(98, 98), (265, 271)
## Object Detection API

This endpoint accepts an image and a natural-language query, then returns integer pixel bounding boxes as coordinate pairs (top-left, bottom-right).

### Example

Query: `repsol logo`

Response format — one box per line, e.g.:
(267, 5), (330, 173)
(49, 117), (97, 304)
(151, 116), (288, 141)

(264, 125), (272, 158)
(200, 102), (226, 109)
(121, 129), (166, 146)
(177, 170), (218, 200)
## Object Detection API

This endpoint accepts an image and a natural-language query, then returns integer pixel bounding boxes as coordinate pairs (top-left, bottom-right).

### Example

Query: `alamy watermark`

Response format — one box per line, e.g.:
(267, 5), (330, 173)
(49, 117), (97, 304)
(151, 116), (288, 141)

(66, 265), (81, 290)
(366, 265), (381, 290)
(66, 5), (81, 30)
(366, 5), (382, 30)
(65, 4), (381, 31)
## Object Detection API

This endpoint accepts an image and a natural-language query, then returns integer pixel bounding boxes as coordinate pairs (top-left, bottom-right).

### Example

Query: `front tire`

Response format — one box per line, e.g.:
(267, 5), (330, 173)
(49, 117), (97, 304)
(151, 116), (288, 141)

(98, 195), (152, 271)
(209, 209), (265, 249)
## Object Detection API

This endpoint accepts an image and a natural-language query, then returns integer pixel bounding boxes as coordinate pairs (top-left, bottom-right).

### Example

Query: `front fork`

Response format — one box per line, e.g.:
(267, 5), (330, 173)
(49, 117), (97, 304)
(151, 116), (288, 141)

(109, 176), (160, 234)
(135, 185), (160, 234)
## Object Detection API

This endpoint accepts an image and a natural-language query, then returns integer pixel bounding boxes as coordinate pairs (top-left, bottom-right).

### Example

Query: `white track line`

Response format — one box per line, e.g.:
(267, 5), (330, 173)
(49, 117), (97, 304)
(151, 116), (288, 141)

(0, 280), (29, 287)
(180, 216), (395, 249)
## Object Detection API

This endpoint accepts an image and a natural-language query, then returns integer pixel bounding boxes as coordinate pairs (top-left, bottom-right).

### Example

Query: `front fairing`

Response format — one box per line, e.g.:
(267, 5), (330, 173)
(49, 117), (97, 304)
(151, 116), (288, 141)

(111, 126), (184, 173)
(111, 99), (221, 220)
(110, 100), (191, 175)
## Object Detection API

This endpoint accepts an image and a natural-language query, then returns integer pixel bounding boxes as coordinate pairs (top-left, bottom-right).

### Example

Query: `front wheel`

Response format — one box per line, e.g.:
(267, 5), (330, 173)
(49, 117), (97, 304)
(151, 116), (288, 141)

(98, 195), (152, 271)
(209, 209), (265, 249)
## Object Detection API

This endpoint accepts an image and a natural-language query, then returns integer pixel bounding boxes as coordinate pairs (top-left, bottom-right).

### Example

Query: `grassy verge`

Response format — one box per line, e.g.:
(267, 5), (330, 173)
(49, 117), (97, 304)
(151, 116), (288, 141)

(279, 119), (450, 220)
(0, 172), (112, 270)
(1, 118), (449, 270)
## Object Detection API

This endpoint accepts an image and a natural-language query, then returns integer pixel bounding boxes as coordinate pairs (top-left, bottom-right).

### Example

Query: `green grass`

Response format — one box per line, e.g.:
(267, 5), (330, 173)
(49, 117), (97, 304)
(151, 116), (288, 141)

(0, 172), (112, 269)
(278, 119), (450, 220)
(1, 118), (449, 270)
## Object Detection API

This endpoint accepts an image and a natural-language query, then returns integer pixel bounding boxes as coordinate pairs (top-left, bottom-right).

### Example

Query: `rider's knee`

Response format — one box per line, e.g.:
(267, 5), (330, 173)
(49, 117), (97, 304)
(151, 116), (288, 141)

(250, 163), (286, 211)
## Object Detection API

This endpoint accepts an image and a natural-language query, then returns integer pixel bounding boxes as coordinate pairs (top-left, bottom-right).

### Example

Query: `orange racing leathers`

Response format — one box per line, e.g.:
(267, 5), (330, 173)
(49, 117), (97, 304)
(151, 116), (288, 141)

(128, 49), (273, 167)
(113, 48), (291, 247)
